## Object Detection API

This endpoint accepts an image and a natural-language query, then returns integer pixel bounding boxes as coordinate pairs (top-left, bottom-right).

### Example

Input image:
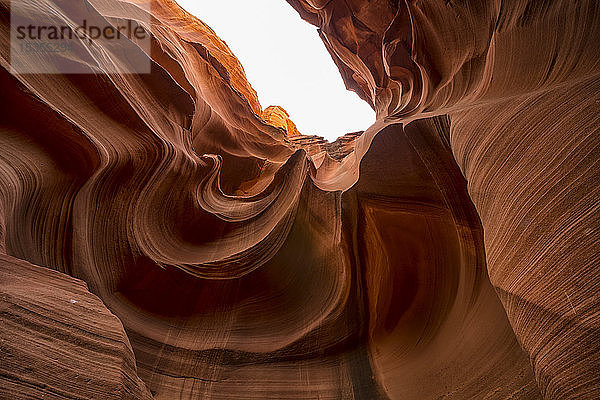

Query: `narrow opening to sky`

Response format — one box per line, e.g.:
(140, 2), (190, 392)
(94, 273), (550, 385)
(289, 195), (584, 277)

(176, 0), (375, 141)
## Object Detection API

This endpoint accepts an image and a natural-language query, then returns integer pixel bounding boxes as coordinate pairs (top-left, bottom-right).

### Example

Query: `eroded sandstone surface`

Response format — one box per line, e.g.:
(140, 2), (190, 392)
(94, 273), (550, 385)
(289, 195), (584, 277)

(0, 0), (598, 399)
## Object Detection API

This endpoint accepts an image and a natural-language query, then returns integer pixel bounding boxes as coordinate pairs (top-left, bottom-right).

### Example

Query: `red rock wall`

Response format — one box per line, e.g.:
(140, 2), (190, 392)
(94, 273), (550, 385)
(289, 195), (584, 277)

(0, 0), (598, 399)
(288, 0), (600, 398)
(0, 254), (152, 399)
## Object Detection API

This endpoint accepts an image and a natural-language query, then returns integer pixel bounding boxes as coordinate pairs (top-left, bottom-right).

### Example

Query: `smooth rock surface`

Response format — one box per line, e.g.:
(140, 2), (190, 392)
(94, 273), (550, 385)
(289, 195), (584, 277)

(288, 0), (600, 397)
(0, 0), (598, 399)
(0, 254), (152, 400)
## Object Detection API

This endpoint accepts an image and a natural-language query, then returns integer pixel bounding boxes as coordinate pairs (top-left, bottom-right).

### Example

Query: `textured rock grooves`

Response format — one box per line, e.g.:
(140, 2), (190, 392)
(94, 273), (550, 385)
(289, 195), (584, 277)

(0, 254), (152, 399)
(0, 0), (598, 399)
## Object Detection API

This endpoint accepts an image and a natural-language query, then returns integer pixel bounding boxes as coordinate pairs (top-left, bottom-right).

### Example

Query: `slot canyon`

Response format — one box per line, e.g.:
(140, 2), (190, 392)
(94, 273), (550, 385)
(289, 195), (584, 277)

(0, 0), (599, 399)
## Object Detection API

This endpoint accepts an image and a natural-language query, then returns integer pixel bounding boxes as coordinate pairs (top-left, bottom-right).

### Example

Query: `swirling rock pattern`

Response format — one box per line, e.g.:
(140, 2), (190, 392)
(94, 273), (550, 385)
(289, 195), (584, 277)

(288, 0), (600, 398)
(0, 0), (598, 399)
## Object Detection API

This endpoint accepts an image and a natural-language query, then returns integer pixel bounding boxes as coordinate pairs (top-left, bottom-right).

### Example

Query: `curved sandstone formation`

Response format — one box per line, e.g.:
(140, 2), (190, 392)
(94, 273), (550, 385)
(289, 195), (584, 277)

(288, 0), (600, 398)
(262, 106), (301, 137)
(0, 254), (152, 399)
(0, 0), (598, 399)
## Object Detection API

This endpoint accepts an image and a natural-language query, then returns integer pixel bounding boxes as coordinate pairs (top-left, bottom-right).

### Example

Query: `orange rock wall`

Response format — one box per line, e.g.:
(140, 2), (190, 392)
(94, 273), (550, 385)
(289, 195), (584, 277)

(0, 0), (598, 399)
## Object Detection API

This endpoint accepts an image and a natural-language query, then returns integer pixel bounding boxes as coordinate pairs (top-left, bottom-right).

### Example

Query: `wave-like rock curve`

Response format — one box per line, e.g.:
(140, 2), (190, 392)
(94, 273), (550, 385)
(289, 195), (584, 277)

(0, 0), (598, 399)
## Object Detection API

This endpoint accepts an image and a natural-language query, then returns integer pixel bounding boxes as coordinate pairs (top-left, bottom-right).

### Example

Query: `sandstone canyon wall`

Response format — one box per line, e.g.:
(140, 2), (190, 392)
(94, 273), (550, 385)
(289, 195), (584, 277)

(0, 0), (598, 399)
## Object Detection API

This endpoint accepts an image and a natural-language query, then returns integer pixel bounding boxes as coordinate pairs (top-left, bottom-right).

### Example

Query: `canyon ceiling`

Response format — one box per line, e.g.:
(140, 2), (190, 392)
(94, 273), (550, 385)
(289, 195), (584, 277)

(0, 0), (599, 399)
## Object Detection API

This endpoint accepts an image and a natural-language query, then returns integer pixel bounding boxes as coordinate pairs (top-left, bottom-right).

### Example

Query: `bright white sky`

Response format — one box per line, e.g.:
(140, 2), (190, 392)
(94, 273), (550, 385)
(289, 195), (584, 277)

(176, 0), (375, 140)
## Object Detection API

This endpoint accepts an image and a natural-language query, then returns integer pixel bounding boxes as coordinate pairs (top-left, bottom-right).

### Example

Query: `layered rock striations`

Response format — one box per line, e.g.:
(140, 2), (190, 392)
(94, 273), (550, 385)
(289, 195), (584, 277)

(0, 254), (152, 399)
(0, 0), (598, 399)
(288, 0), (600, 398)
